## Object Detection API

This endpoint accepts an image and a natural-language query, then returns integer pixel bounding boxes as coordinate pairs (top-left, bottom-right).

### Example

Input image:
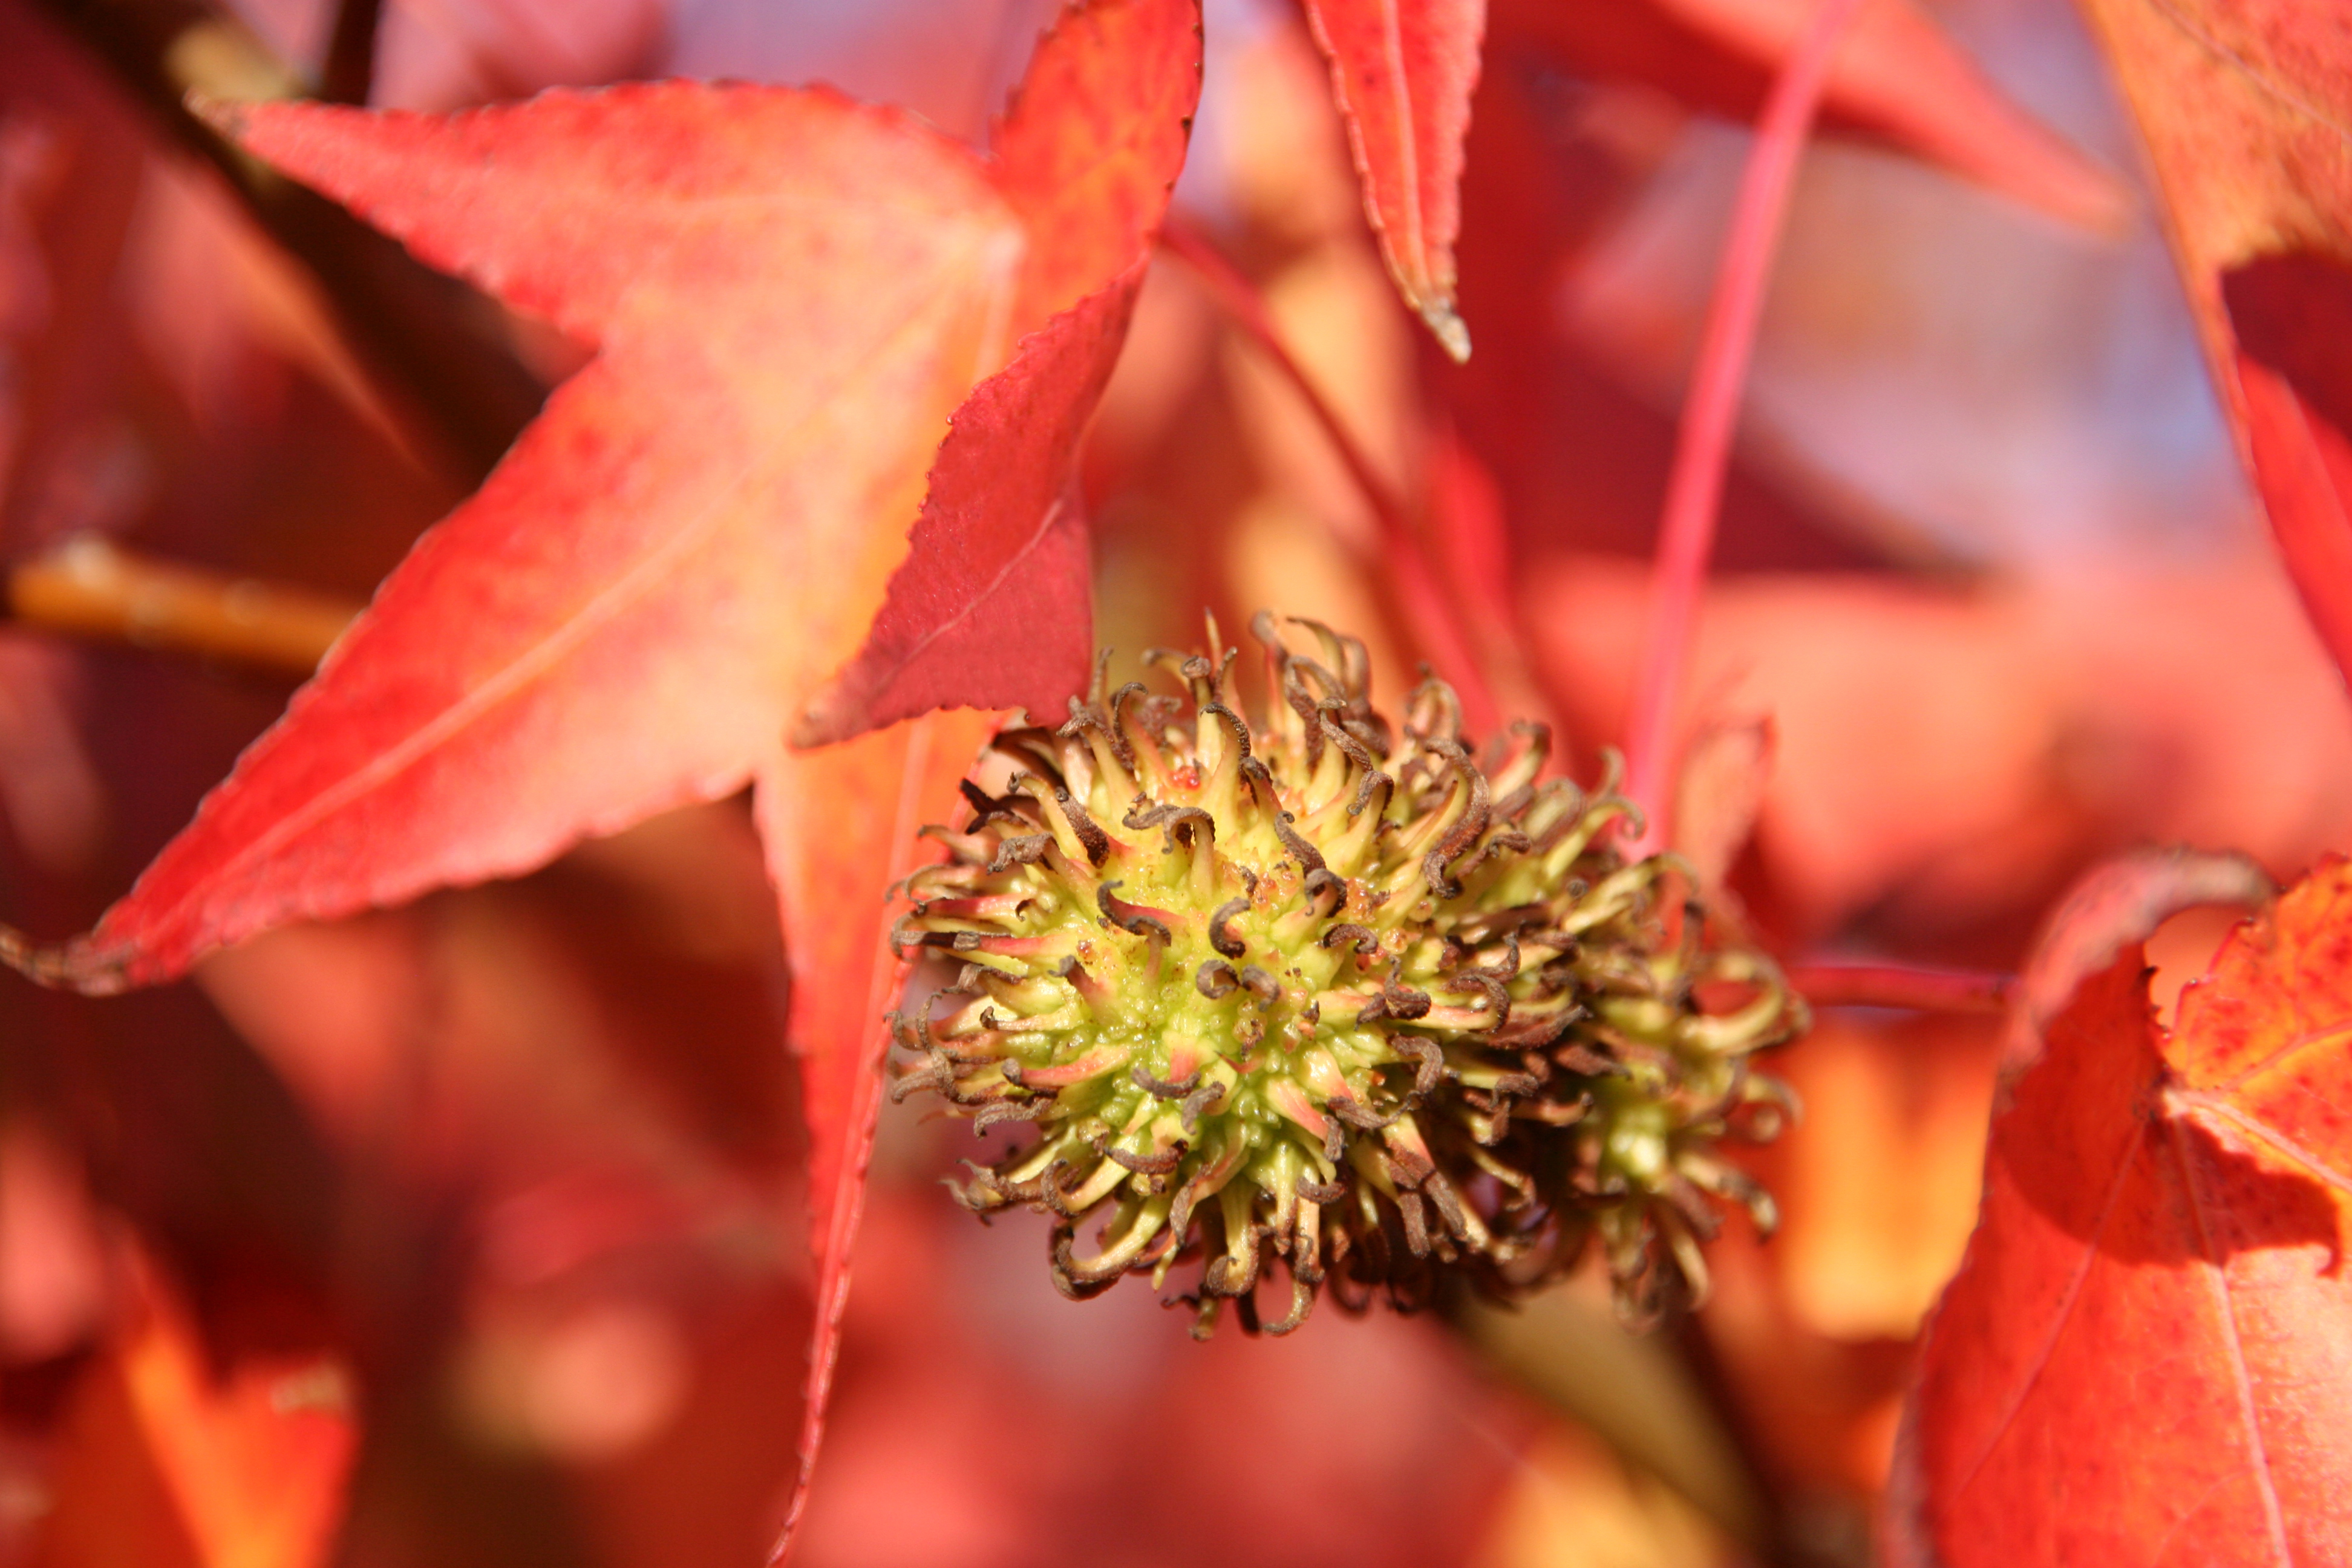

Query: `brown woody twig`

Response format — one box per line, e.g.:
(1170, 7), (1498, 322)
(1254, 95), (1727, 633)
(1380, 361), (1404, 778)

(5, 535), (357, 676)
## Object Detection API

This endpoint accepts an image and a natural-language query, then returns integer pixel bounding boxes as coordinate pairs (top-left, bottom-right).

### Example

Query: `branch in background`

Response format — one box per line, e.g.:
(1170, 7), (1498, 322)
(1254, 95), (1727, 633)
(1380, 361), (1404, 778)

(1620, 0), (1867, 852)
(1158, 218), (1505, 734)
(1790, 959), (2015, 1015)
(5, 535), (357, 676)
(28, 0), (544, 481)
(1451, 1284), (1771, 1556)
(318, 0), (384, 105)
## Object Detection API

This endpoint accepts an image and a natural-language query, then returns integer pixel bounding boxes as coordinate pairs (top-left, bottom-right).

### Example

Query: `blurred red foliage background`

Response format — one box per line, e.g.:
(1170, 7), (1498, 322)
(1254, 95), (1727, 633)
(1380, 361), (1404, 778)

(1, 0), (2346, 1565)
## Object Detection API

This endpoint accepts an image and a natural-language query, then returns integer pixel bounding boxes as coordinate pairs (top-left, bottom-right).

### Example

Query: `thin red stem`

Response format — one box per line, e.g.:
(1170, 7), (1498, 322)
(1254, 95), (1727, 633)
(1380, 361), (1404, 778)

(1789, 961), (2016, 1015)
(1622, 0), (1866, 852)
(1158, 219), (1503, 733)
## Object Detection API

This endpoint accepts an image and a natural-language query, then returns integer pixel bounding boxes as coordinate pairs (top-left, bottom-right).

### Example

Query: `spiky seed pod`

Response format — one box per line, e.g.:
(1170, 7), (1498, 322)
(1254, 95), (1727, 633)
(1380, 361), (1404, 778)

(890, 615), (1806, 1336)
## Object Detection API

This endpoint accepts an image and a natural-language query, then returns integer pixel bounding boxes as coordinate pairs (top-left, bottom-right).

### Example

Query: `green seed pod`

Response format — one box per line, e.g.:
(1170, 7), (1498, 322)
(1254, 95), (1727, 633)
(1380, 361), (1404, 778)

(891, 615), (1805, 1336)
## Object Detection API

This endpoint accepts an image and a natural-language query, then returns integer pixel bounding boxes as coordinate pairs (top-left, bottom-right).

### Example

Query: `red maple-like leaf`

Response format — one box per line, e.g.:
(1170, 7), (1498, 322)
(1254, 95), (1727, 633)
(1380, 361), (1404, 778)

(2070, 0), (2352, 684)
(1887, 855), (2352, 1564)
(754, 709), (996, 1544)
(0, 0), (1201, 1552)
(796, 0), (1200, 745)
(1300, 0), (1485, 362)
(17, 0), (1195, 993)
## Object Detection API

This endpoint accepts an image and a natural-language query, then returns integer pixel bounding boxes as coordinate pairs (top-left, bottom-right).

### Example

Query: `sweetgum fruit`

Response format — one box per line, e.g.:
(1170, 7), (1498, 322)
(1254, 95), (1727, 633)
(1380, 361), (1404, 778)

(891, 616), (1804, 1336)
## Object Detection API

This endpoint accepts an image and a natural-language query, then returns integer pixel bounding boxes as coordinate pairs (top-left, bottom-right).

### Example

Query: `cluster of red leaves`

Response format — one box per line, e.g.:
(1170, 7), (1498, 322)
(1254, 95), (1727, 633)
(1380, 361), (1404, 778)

(1, 0), (2350, 1563)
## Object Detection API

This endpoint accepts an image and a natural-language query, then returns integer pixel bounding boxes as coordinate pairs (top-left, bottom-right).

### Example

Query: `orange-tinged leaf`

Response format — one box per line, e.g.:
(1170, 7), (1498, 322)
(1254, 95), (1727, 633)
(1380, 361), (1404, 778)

(38, 1261), (356, 1568)
(15, 0), (1197, 994)
(799, 0), (1201, 744)
(1887, 857), (2352, 1564)
(37, 82), (1016, 988)
(1299, 0), (1483, 361)
(2071, 0), (2352, 682)
(755, 706), (996, 1550)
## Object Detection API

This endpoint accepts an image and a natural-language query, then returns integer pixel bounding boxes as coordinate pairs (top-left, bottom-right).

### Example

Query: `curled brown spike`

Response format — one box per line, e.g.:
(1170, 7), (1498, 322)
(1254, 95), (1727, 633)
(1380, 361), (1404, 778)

(1132, 1063), (1203, 1100)
(1237, 756), (1279, 815)
(1263, 1276), (1316, 1337)
(1357, 972), (1431, 1024)
(1553, 1042), (1617, 1077)
(1445, 969), (1512, 1029)
(1272, 812), (1327, 875)
(1319, 922), (1380, 955)
(1297, 1175), (1345, 1204)
(1321, 722), (1393, 817)
(1106, 682), (1153, 762)
(1203, 1246), (1259, 1301)
(889, 1057), (950, 1102)
(991, 731), (1071, 786)
(1060, 691), (1137, 776)
(1427, 739), (1494, 862)
(1384, 1142), (1436, 1189)
(1097, 881), (1173, 944)
(1331, 626), (1374, 704)
(1422, 1172), (1472, 1241)
(1267, 648), (1320, 750)
(1141, 647), (1191, 682)
(1053, 785), (1111, 864)
(1236, 965), (1281, 1005)
(1509, 718), (1552, 774)
(987, 834), (1053, 875)
(1165, 808), (1218, 858)
(1393, 1036), (1447, 1097)
(1340, 710), (1393, 762)
(1168, 1177), (1204, 1246)
(1330, 1097), (1399, 1131)
(1396, 1190), (1432, 1258)
(1288, 654), (1349, 707)
(1289, 616), (1365, 699)
(1200, 701), (1253, 760)
(1302, 867), (1345, 916)
(1106, 1142), (1186, 1175)
(1087, 644), (1115, 707)
(1420, 738), (1492, 900)
(1455, 828), (1534, 880)
(958, 778), (1028, 828)
(1051, 1232), (1129, 1296)
(1403, 671), (1464, 745)
(1322, 1117), (1346, 1166)
(1210, 644), (1239, 705)
(1179, 1078), (1226, 1131)
(1196, 959), (1239, 999)
(972, 1099), (1048, 1131)
(1208, 898), (1250, 959)
(1037, 1160), (1081, 1219)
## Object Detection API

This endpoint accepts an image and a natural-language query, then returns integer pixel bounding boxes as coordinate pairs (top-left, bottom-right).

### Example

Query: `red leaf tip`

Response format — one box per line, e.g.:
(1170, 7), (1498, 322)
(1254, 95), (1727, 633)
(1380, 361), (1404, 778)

(1422, 298), (1471, 363)
(0, 926), (123, 996)
(185, 90), (249, 140)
